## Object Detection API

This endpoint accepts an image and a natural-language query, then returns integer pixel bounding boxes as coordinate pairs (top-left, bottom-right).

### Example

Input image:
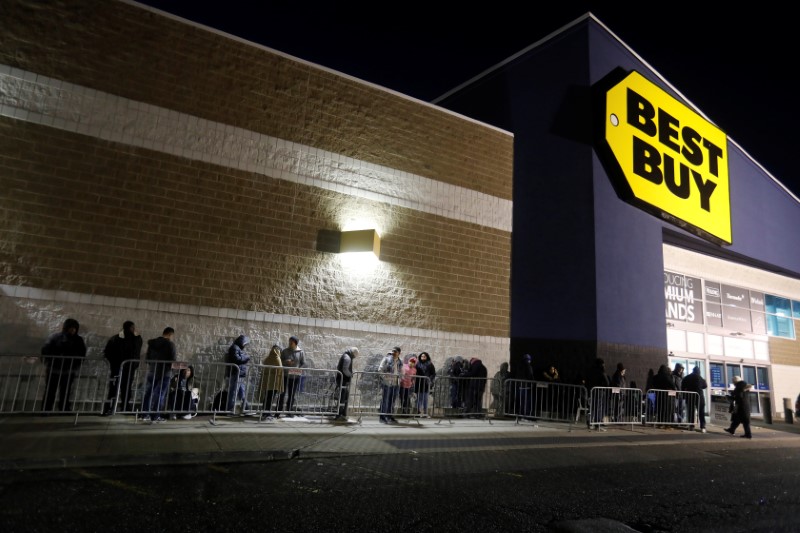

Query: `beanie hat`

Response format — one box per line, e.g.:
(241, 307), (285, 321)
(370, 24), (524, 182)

(349, 347), (359, 357)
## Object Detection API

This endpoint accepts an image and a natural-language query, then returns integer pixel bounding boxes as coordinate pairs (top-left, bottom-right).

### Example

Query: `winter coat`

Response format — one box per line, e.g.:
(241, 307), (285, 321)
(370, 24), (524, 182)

(336, 349), (356, 386)
(730, 381), (751, 422)
(41, 319), (87, 372)
(415, 358), (436, 392)
(146, 336), (176, 362)
(103, 331), (143, 376)
(280, 345), (305, 378)
(226, 335), (251, 377)
(261, 345), (284, 393)
(652, 366), (676, 390)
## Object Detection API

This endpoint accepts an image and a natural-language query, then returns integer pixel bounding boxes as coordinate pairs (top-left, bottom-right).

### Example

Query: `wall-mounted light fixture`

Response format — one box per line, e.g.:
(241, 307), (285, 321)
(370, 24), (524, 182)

(316, 229), (381, 259)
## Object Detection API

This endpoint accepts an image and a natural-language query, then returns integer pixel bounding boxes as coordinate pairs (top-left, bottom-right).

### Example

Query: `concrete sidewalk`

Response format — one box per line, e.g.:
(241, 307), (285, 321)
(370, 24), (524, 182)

(1, 413), (797, 471)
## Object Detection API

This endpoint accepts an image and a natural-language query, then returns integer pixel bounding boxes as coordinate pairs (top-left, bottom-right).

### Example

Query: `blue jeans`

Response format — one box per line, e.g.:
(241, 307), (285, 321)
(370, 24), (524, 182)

(142, 364), (172, 416)
(227, 374), (245, 411)
(380, 385), (398, 418)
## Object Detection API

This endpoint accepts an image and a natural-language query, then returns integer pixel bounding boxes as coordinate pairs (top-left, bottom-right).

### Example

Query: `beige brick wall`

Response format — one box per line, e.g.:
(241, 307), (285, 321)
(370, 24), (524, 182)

(0, 0), (512, 200)
(0, 0), (512, 369)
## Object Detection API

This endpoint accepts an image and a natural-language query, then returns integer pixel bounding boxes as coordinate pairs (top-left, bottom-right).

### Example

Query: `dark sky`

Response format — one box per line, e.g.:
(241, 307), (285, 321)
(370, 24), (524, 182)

(135, 1), (798, 199)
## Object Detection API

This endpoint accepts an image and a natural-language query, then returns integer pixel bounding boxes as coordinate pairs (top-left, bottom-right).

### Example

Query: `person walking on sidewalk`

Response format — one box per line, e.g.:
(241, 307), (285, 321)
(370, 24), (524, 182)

(141, 327), (176, 422)
(725, 376), (753, 439)
(102, 320), (142, 415)
(279, 335), (306, 417)
(334, 346), (359, 424)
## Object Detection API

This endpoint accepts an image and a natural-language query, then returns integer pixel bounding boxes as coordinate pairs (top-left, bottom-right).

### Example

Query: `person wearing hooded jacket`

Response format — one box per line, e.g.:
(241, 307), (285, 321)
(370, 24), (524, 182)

(463, 357), (488, 417)
(226, 334), (251, 413)
(41, 318), (87, 412)
(725, 376), (753, 438)
(260, 344), (284, 421)
(651, 364), (677, 425)
(102, 320), (142, 415)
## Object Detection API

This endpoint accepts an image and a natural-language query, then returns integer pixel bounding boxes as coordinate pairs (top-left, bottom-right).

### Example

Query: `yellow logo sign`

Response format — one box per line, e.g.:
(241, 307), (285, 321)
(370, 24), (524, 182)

(600, 70), (731, 245)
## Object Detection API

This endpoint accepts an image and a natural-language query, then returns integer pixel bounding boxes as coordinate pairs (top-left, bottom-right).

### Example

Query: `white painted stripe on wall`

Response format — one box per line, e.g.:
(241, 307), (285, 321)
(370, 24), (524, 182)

(0, 65), (512, 232)
(0, 284), (509, 347)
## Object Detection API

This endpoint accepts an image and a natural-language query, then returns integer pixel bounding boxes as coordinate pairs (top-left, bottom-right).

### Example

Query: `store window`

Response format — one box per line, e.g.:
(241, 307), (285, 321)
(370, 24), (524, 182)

(765, 295), (795, 339)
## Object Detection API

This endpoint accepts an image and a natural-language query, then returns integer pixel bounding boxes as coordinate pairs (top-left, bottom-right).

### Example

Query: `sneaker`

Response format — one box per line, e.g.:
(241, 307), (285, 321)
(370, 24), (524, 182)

(153, 416), (166, 423)
(724, 428), (734, 436)
(141, 415), (152, 423)
(379, 417), (388, 424)
(388, 418), (399, 425)
(181, 414), (193, 420)
(701, 428), (707, 433)
(169, 414), (177, 421)
(741, 435), (752, 439)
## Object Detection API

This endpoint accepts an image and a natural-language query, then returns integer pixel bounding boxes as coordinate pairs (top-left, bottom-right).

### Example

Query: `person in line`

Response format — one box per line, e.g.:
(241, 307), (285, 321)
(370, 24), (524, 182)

(333, 346), (359, 424)
(141, 327), (176, 423)
(462, 357), (487, 417)
(725, 376), (753, 439)
(586, 357), (610, 430)
(260, 344), (283, 422)
(41, 318), (87, 413)
(102, 320), (142, 415)
(610, 362), (627, 422)
(378, 346), (403, 424)
(490, 362), (510, 417)
(226, 334), (251, 415)
(651, 363), (677, 426)
(448, 355), (467, 411)
(414, 351), (436, 417)
(167, 365), (198, 420)
(672, 363), (685, 423)
(398, 356), (417, 415)
(681, 365), (708, 433)
(278, 335), (306, 417)
(516, 354), (535, 419)
(540, 365), (562, 418)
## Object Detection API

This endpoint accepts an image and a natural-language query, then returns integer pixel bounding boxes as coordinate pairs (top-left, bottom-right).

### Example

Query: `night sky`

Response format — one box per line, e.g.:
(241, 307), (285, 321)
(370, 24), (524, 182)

(134, 1), (799, 199)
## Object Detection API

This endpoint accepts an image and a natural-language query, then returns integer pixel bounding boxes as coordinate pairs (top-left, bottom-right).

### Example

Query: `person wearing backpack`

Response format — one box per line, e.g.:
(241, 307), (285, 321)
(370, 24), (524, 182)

(141, 327), (176, 423)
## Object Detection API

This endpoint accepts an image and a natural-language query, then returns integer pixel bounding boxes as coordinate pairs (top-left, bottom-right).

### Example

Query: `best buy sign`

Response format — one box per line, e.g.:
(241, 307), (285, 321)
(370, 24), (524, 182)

(598, 70), (731, 245)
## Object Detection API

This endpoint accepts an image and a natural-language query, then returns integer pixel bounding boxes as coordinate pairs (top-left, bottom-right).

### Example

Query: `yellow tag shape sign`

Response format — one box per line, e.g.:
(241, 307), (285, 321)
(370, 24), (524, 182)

(599, 70), (731, 245)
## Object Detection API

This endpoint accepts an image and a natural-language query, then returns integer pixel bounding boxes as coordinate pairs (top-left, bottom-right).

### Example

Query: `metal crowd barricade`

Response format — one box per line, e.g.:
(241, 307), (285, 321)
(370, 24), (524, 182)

(642, 389), (699, 429)
(279, 367), (341, 419)
(348, 371), (431, 422)
(432, 375), (493, 422)
(587, 387), (643, 429)
(115, 359), (237, 417)
(503, 378), (588, 425)
(0, 354), (108, 418)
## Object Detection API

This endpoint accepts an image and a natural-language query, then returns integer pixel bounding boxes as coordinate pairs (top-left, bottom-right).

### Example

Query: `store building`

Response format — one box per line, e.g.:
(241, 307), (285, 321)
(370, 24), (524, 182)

(436, 16), (800, 418)
(1, 2), (798, 419)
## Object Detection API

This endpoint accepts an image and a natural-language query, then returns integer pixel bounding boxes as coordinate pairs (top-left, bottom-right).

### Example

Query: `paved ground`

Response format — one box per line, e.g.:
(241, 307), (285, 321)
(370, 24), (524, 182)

(1, 412), (797, 471)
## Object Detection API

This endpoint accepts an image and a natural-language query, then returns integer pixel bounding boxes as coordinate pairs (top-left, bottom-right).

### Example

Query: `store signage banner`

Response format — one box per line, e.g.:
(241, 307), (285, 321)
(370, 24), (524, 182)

(664, 271), (703, 324)
(594, 69), (732, 245)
